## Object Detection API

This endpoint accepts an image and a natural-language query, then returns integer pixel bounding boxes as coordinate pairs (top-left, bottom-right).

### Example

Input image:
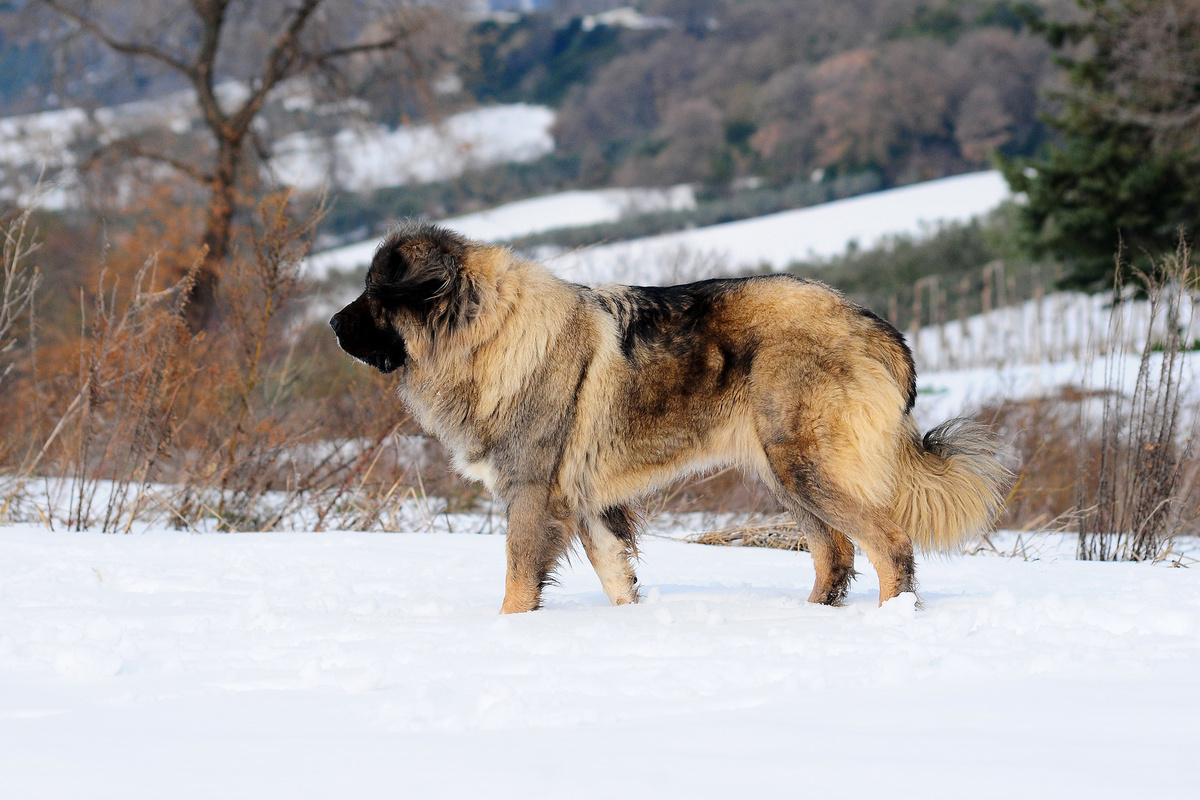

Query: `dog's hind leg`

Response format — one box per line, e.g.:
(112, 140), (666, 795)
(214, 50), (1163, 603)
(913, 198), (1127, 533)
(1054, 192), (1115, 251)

(764, 449), (914, 606)
(822, 506), (915, 605)
(801, 492), (915, 605)
(779, 501), (856, 605)
(501, 487), (573, 614)
(580, 505), (640, 606)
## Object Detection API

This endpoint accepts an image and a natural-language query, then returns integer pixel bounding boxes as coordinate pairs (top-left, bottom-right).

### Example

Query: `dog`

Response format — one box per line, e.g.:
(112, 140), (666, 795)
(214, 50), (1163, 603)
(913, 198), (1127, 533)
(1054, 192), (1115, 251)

(330, 222), (1010, 613)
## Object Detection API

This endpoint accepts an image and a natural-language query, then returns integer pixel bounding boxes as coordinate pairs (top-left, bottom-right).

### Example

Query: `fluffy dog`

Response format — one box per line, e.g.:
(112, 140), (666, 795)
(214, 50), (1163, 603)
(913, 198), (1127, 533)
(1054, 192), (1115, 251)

(331, 223), (1010, 613)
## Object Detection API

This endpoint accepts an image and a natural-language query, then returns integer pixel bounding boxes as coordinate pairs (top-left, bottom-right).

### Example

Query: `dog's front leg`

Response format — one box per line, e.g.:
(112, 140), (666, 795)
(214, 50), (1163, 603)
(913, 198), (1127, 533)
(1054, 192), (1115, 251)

(501, 487), (572, 614)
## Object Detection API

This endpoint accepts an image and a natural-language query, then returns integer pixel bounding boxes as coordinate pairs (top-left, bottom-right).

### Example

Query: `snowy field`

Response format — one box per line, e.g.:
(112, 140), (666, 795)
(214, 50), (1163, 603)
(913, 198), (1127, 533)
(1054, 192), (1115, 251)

(270, 104), (555, 194)
(307, 170), (1010, 284)
(308, 184), (696, 280)
(545, 171), (1011, 284)
(0, 96), (555, 209)
(1, 524), (1196, 799)
(912, 353), (1200, 430)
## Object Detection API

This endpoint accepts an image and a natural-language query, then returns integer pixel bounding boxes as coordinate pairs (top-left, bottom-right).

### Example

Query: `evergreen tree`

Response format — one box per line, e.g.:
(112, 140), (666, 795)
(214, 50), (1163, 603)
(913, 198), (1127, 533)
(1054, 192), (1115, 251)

(1000, 1), (1200, 289)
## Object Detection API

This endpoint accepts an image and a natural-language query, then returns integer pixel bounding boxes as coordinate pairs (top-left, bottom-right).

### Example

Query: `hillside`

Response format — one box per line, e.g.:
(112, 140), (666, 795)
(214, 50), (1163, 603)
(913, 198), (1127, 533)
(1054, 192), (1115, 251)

(308, 170), (1010, 284)
(475, 0), (1064, 190)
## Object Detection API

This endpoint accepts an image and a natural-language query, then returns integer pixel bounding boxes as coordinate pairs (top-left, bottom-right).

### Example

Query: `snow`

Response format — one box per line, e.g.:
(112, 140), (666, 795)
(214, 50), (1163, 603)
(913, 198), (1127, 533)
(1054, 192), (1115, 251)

(270, 104), (555, 194)
(546, 170), (1011, 285)
(908, 289), (1197, 372)
(913, 352), (1200, 430)
(1, 523), (1197, 799)
(307, 184), (696, 279)
(307, 170), (1010, 284)
(0, 82), (253, 209)
(0, 99), (555, 209)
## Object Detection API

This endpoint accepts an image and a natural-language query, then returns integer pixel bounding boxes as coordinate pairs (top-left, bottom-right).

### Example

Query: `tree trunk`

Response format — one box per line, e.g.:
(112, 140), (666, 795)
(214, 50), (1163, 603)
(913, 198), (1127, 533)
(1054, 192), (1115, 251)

(188, 137), (242, 333)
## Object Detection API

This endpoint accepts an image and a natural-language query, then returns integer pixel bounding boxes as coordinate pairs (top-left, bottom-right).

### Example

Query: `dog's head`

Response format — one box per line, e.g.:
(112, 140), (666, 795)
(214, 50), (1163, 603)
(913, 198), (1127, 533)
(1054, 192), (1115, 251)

(330, 223), (480, 373)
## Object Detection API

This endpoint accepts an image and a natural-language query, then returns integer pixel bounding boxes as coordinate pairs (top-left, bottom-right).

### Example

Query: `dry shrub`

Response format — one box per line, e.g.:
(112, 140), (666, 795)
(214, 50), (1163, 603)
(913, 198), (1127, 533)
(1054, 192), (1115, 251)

(644, 469), (803, 552)
(978, 387), (1102, 533)
(0, 205), (43, 470)
(1, 190), (413, 531)
(978, 241), (1200, 560)
(1077, 242), (1200, 560)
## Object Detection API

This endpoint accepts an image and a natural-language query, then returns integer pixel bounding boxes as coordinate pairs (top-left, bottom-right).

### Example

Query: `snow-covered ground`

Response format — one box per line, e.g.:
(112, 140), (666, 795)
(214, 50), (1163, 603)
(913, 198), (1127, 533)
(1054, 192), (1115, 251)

(1, 524), (1196, 799)
(0, 96), (554, 209)
(308, 184), (696, 280)
(270, 104), (555, 194)
(307, 171), (1009, 283)
(913, 353), (1200, 430)
(547, 170), (1010, 284)
(908, 289), (1200, 372)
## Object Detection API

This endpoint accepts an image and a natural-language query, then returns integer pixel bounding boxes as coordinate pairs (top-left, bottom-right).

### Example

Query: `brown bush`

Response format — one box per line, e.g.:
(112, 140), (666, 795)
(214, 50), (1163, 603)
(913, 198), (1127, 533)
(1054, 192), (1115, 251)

(977, 388), (1101, 532)
(0, 190), (413, 532)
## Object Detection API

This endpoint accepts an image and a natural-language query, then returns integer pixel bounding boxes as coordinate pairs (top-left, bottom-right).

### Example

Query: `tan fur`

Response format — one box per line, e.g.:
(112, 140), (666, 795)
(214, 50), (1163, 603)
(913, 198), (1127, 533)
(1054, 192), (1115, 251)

(892, 418), (1012, 553)
(333, 227), (1013, 612)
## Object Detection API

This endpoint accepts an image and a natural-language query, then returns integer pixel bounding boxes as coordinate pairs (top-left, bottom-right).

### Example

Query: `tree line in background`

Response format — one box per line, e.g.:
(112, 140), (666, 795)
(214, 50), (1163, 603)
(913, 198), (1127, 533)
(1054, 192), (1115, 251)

(477, 0), (1060, 189)
(7, 0), (1194, 296)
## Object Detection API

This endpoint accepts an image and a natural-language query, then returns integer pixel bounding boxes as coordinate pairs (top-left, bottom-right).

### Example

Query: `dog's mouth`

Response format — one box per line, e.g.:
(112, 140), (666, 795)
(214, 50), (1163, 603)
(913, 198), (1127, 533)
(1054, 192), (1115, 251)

(330, 299), (408, 374)
(336, 336), (406, 374)
(365, 350), (402, 374)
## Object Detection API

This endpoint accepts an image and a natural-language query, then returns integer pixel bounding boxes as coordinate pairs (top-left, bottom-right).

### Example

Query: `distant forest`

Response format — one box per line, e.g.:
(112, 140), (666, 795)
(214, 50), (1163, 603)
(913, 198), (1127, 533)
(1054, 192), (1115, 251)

(462, 0), (1067, 189)
(1, 0), (1069, 196)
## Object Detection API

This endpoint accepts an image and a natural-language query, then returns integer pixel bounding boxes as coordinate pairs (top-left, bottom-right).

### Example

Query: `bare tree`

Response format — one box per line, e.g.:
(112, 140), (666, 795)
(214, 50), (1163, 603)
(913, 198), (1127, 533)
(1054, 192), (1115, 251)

(41, 0), (458, 330)
(1106, 0), (1200, 141)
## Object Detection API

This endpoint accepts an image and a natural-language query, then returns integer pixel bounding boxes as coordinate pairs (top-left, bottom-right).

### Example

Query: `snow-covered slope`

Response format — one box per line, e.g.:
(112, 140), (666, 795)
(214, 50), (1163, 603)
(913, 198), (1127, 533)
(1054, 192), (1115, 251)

(0, 98), (555, 209)
(547, 171), (1011, 284)
(270, 104), (555, 194)
(1, 525), (1196, 799)
(308, 184), (695, 279)
(307, 171), (1009, 283)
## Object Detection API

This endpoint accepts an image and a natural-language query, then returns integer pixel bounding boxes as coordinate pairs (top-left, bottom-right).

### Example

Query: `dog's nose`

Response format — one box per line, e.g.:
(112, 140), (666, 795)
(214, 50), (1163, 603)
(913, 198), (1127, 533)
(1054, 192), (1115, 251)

(329, 315), (342, 335)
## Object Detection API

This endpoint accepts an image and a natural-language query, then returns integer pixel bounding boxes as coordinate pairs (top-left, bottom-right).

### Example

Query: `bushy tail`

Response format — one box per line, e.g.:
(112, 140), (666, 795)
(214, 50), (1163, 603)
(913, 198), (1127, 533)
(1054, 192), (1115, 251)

(891, 418), (1012, 553)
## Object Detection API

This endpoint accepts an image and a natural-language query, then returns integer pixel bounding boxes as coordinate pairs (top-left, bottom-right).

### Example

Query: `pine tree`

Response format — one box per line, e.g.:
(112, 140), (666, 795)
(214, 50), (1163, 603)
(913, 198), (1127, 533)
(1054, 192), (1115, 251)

(1000, 1), (1200, 290)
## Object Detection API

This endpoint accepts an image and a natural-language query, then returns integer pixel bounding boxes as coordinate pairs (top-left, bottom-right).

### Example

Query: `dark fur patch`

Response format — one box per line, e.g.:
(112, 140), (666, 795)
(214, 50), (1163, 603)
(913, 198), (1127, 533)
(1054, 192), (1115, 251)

(605, 282), (719, 358)
(820, 562), (856, 606)
(329, 295), (407, 373)
(601, 505), (639, 555)
(598, 280), (757, 393)
(367, 222), (480, 335)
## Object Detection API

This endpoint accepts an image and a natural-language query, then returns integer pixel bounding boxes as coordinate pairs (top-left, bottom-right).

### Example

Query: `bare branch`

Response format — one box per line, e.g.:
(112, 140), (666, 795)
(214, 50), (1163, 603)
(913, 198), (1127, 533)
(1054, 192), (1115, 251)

(42, 0), (193, 76)
(229, 0), (324, 137)
(82, 140), (215, 186)
(189, 0), (235, 134)
(306, 32), (421, 64)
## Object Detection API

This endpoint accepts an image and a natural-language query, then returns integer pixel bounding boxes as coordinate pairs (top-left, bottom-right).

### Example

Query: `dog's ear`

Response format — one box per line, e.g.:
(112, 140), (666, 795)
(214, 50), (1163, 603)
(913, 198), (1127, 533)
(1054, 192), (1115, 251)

(370, 241), (455, 310)
(369, 226), (480, 330)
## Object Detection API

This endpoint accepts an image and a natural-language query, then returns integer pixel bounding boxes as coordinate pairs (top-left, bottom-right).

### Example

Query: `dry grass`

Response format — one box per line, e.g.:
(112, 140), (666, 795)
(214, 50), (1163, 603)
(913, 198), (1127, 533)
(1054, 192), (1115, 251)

(0, 191), (413, 531)
(1077, 242), (1200, 561)
(978, 388), (1102, 533)
(687, 518), (809, 552)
